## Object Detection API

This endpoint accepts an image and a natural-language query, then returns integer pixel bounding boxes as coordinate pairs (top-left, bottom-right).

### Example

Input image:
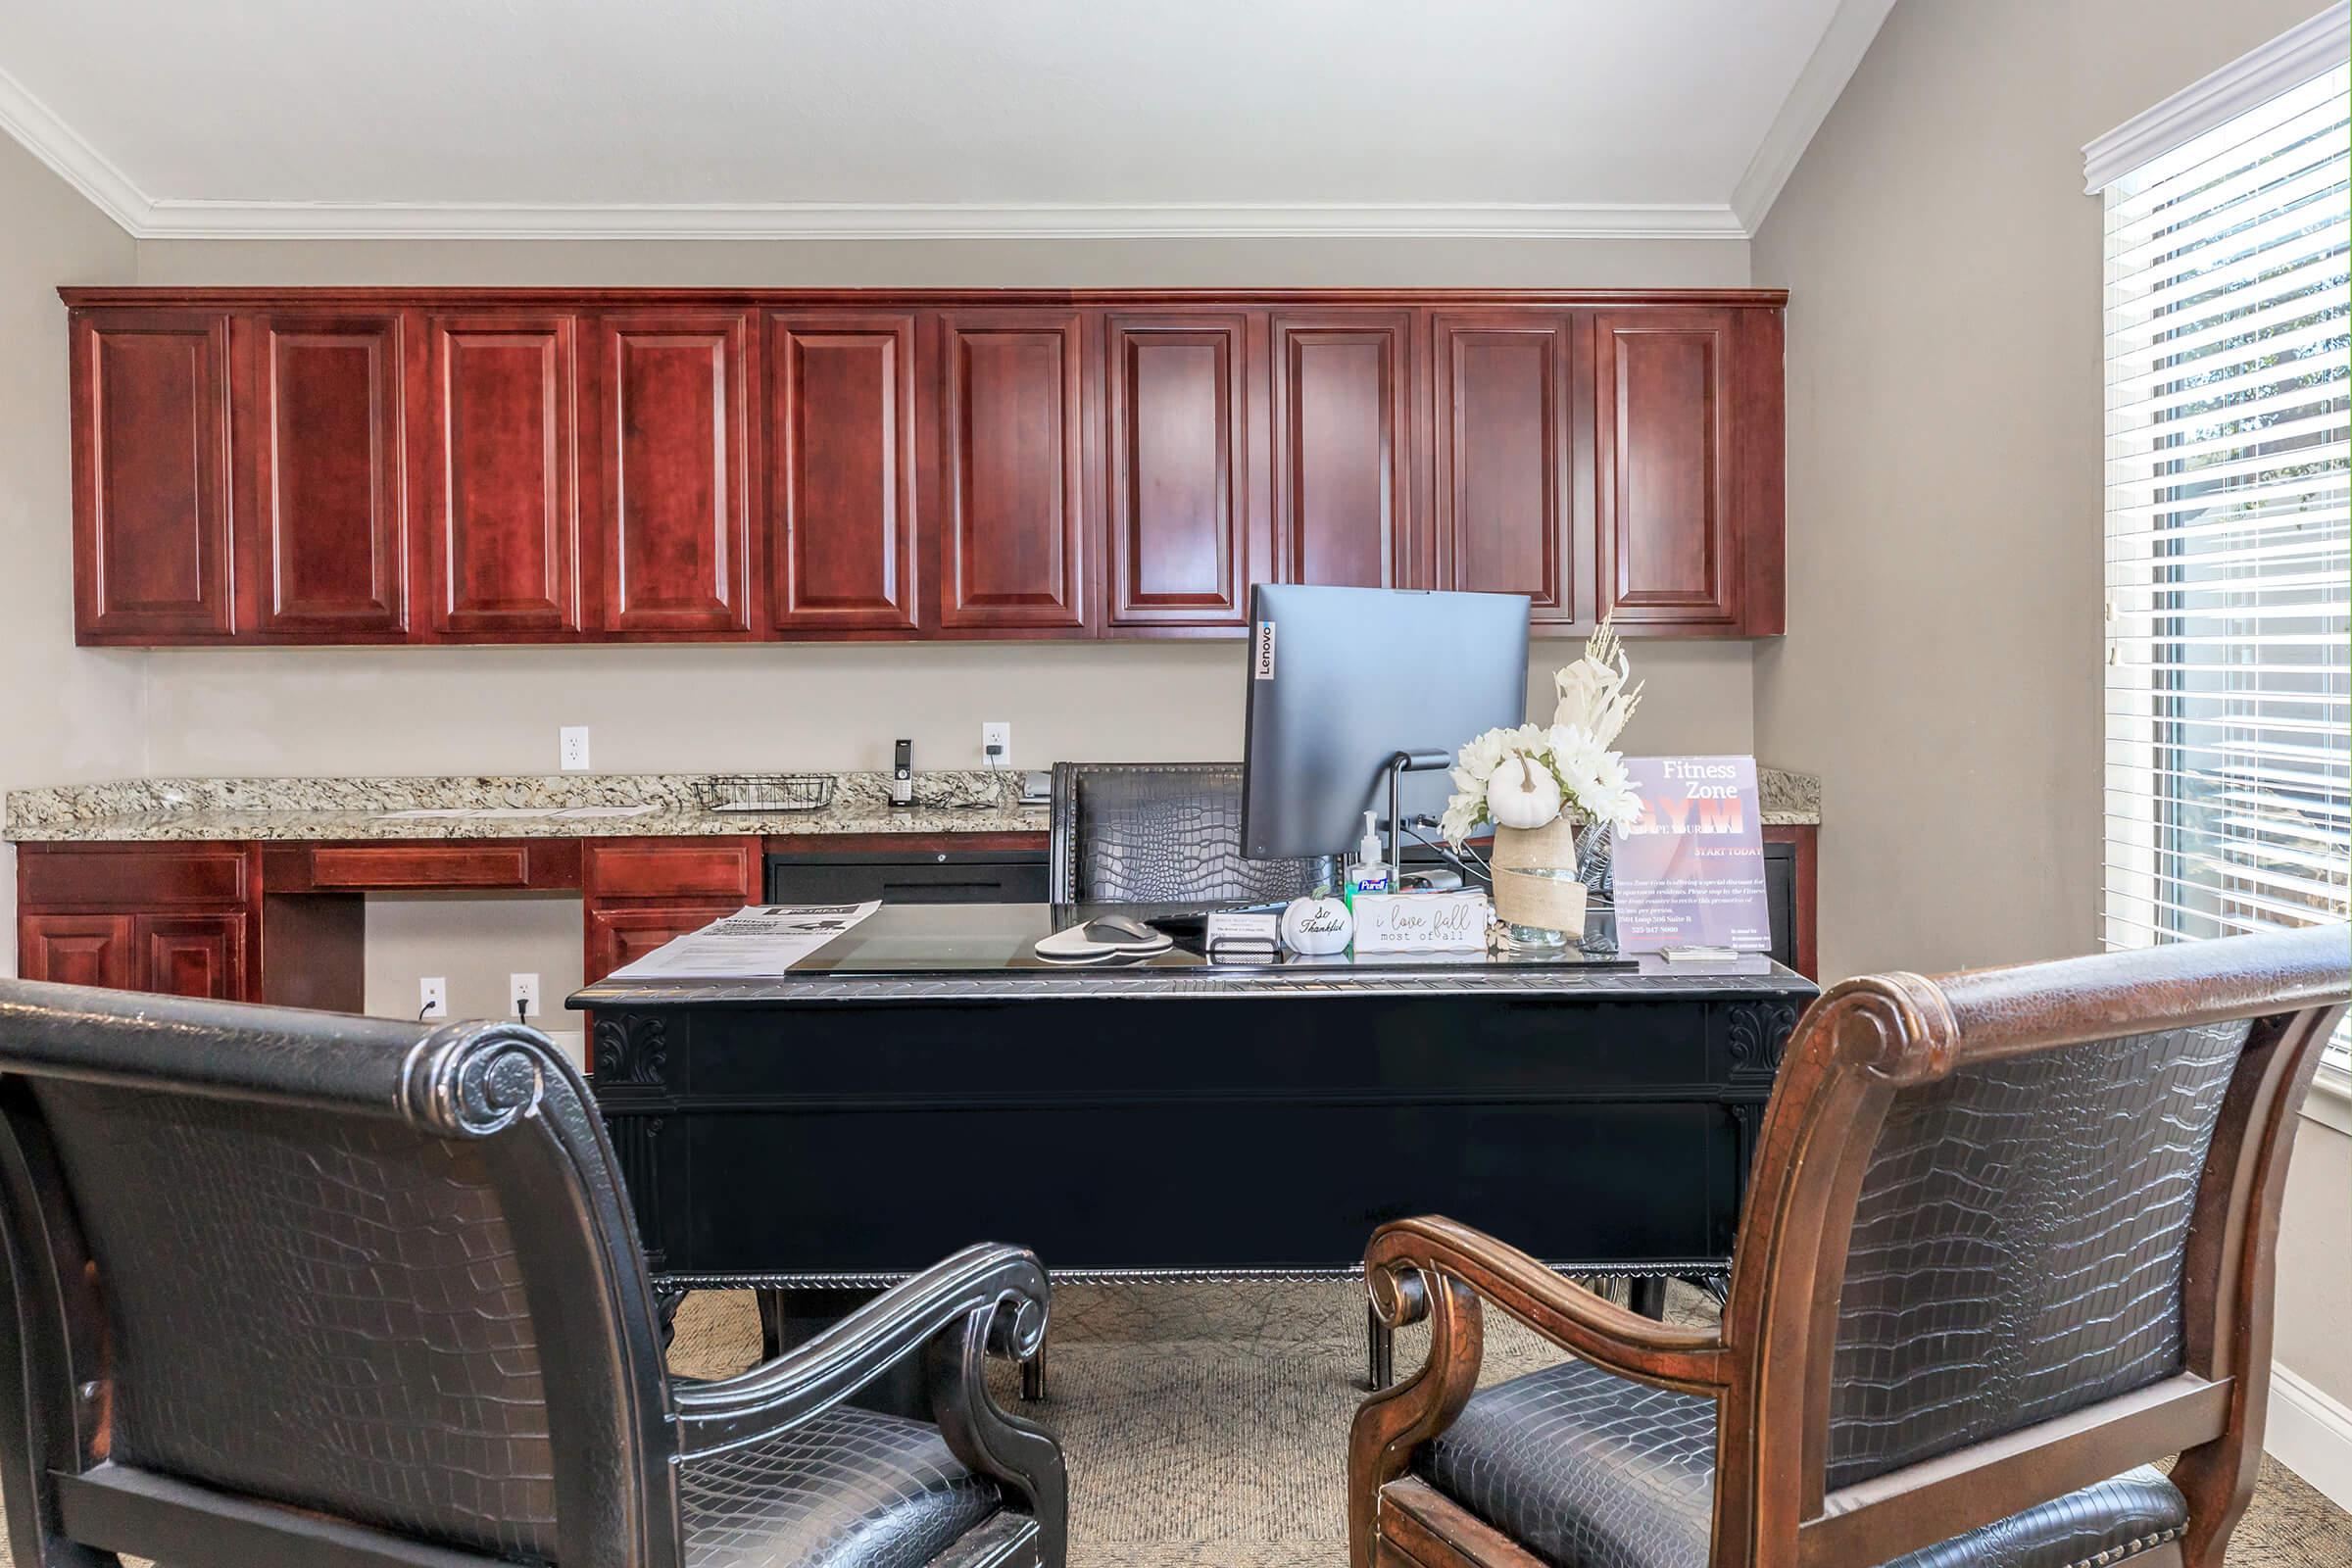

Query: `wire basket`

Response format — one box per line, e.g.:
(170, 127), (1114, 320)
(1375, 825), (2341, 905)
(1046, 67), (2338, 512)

(696, 774), (836, 813)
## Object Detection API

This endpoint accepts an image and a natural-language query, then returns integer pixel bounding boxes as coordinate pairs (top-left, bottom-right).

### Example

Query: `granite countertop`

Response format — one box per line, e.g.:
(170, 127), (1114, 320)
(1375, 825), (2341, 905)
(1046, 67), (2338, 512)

(2, 771), (1049, 843)
(3, 766), (1820, 844)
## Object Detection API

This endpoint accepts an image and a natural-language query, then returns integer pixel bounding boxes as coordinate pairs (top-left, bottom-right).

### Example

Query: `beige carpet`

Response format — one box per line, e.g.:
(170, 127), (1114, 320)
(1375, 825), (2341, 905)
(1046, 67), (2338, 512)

(668, 1281), (2352, 1568)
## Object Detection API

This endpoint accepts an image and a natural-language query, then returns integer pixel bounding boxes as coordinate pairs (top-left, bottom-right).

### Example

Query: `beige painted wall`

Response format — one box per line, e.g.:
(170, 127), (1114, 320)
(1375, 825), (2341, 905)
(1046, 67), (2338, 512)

(1750, 0), (2351, 1422)
(2276, 1119), (2352, 1419)
(1750, 0), (2330, 982)
(0, 136), (144, 973)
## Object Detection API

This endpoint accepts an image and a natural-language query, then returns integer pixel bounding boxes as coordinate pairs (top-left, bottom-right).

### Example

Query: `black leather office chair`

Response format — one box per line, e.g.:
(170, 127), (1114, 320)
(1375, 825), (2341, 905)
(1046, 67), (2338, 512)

(1050, 760), (1335, 905)
(0, 979), (1067, 1568)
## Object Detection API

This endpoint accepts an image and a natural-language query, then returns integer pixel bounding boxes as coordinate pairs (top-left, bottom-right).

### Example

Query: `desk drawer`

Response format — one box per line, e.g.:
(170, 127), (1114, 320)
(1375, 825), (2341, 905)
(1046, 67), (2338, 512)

(19, 845), (250, 909)
(586, 840), (760, 902)
(310, 845), (533, 888)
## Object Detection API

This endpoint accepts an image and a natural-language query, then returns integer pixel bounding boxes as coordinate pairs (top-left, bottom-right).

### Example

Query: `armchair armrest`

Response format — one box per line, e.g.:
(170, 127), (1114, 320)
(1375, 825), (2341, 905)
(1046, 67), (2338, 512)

(670, 1240), (1049, 1446)
(1367, 1216), (1729, 1396)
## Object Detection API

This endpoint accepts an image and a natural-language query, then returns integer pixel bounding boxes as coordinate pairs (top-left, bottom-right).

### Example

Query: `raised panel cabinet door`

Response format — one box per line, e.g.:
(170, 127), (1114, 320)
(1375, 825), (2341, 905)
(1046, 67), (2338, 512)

(1269, 313), (1418, 589)
(71, 312), (234, 640)
(585, 905), (742, 985)
(423, 315), (582, 636)
(135, 913), (248, 1002)
(18, 915), (136, 990)
(1432, 313), (1579, 625)
(935, 311), (1091, 632)
(1105, 314), (1259, 630)
(768, 314), (919, 633)
(239, 313), (408, 637)
(1593, 308), (1740, 629)
(592, 313), (753, 634)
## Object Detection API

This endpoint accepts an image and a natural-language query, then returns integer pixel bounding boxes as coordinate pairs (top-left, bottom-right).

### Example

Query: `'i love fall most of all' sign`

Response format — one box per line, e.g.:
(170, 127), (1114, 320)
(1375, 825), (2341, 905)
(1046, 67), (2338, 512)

(1610, 756), (1771, 953)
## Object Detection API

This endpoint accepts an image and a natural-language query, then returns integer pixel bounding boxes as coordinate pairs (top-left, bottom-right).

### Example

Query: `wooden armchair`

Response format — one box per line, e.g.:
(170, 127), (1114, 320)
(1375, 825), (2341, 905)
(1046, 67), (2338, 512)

(1351, 924), (2348, 1568)
(0, 978), (1066, 1568)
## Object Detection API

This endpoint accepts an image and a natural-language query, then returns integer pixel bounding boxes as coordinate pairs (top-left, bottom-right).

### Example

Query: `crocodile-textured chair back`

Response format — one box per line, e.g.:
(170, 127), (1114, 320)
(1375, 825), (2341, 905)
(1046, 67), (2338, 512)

(1823, 1017), (2246, 1487)
(0, 981), (673, 1568)
(1717, 923), (2350, 1564)
(1051, 761), (1337, 905)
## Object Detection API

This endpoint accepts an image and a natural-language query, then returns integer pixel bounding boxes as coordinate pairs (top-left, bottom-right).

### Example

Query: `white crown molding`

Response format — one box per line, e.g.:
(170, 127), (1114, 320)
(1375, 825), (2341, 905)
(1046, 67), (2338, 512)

(0, 59), (154, 233)
(1729, 0), (1899, 234)
(2083, 2), (2350, 191)
(0, 61), (1744, 243)
(124, 198), (1746, 243)
(2269, 1360), (2352, 1511)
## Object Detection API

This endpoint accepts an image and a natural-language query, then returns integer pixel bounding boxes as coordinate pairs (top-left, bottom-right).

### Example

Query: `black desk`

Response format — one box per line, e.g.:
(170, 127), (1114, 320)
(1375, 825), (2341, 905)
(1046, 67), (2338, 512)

(572, 901), (1817, 1387)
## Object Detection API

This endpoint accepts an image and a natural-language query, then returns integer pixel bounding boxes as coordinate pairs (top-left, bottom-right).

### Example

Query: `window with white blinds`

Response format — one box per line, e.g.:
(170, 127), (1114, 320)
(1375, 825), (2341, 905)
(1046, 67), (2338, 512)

(2099, 57), (2350, 1076)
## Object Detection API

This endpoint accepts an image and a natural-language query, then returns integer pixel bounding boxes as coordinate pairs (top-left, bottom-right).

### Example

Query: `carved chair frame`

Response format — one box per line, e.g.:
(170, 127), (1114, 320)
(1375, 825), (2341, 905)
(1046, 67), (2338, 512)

(1348, 926), (2349, 1568)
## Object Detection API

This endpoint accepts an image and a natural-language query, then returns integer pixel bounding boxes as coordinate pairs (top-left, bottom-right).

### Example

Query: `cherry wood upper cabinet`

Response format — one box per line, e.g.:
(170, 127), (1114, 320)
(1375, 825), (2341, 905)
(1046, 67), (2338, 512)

(64, 289), (1784, 644)
(71, 311), (235, 641)
(588, 313), (752, 635)
(1269, 312), (1420, 590)
(1592, 307), (1755, 631)
(1104, 313), (1263, 632)
(234, 313), (409, 638)
(767, 313), (920, 634)
(934, 311), (1092, 634)
(1431, 312), (1581, 626)
(420, 314), (582, 637)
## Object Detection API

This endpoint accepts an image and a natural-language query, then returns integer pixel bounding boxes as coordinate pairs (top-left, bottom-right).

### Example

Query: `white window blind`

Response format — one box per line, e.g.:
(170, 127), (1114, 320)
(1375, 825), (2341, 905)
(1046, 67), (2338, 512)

(2099, 58), (2350, 1077)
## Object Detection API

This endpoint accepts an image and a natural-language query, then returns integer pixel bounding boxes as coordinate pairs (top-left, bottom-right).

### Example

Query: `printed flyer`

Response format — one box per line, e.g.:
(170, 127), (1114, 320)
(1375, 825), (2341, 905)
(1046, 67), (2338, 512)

(1610, 756), (1771, 952)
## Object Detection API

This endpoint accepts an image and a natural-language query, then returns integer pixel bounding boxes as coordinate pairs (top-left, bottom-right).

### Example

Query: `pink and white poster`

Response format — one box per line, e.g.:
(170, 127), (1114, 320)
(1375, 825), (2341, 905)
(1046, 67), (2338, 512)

(1611, 756), (1771, 953)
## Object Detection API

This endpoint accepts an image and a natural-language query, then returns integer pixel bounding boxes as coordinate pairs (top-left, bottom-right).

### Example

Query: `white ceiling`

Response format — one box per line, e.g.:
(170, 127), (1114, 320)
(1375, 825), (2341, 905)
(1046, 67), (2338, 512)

(0, 0), (1894, 239)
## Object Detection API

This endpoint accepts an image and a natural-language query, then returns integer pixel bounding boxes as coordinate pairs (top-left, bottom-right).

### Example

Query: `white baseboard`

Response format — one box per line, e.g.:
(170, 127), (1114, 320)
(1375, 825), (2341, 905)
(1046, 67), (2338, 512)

(2269, 1360), (2352, 1509)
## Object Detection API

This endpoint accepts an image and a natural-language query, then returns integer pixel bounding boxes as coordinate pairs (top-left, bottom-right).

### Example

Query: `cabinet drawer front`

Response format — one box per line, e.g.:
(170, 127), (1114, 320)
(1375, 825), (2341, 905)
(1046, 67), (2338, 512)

(19, 847), (250, 909)
(310, 845), (532, 888)
(586, 840), (760, 901)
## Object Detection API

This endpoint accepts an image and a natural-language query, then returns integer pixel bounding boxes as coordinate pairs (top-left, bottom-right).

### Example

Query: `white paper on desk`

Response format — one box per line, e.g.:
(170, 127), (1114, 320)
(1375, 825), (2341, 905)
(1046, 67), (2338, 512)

(607, 902), (881, 980)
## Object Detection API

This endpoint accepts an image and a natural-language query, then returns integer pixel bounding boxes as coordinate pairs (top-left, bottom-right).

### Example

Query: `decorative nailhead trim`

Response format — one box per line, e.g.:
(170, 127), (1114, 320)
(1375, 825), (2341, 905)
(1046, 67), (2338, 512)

(2068, 1522), (2186, 1568)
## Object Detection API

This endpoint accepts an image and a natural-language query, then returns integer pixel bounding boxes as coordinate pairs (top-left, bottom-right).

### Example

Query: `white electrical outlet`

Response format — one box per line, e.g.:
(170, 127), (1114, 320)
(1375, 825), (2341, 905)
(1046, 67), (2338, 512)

(981, 721), (1012, 769)
(510, 972), (541, 1020)
(560, 726), (591, 771)
(418, 977), (448, 1019)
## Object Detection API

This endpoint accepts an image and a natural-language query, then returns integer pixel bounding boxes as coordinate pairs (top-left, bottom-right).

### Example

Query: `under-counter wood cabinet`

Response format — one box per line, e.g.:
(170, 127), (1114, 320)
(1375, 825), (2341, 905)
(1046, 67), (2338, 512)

(421, 313), (583, 638)
(1268, 311), (1421, 590)
(62, 288), (1787, 646)
(587, 312), (754, 636)
(766, 313), (921, 634)
(1103, 312), (1264, 631)
(234, 311), (410, 639)
(18, 914), (137, 990)
(933, 310), (1093, 634)
(70, 311), (236, 642)
(1430, 311), (1583, 626)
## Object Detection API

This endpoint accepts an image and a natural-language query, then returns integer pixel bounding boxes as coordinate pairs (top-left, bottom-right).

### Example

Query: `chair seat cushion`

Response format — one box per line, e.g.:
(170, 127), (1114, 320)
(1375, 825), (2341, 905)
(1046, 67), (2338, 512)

(1411, 1359), (2188, 1568)
(680, 1403), (1004, 1568)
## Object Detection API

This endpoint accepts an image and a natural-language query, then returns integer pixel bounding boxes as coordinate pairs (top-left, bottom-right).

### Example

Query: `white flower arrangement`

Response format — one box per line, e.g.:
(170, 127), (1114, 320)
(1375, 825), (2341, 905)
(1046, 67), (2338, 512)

(1439, 622), (1647, 847)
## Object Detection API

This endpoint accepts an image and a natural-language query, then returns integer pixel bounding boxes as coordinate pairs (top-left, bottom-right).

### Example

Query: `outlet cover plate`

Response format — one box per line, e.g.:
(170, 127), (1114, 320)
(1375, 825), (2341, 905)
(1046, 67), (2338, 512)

(560, 727), (591, 771)
(982, 721), (1012, 769)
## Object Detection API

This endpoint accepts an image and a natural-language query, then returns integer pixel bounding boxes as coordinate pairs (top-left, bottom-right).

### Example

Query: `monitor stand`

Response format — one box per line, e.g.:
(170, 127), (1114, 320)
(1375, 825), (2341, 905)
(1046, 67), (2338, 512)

(1383, 749), (1454, 871)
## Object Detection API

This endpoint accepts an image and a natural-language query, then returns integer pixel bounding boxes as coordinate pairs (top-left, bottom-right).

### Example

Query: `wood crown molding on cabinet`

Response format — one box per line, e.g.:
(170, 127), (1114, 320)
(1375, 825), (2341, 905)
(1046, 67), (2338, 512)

(62, 287), (1788, 647)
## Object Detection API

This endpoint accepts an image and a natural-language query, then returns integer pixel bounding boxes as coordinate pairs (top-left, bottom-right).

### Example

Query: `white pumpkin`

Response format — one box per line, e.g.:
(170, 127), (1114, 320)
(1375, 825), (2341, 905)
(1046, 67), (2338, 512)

(1280, 892), (1353, 956)
(1487, 754), (1564, 830)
